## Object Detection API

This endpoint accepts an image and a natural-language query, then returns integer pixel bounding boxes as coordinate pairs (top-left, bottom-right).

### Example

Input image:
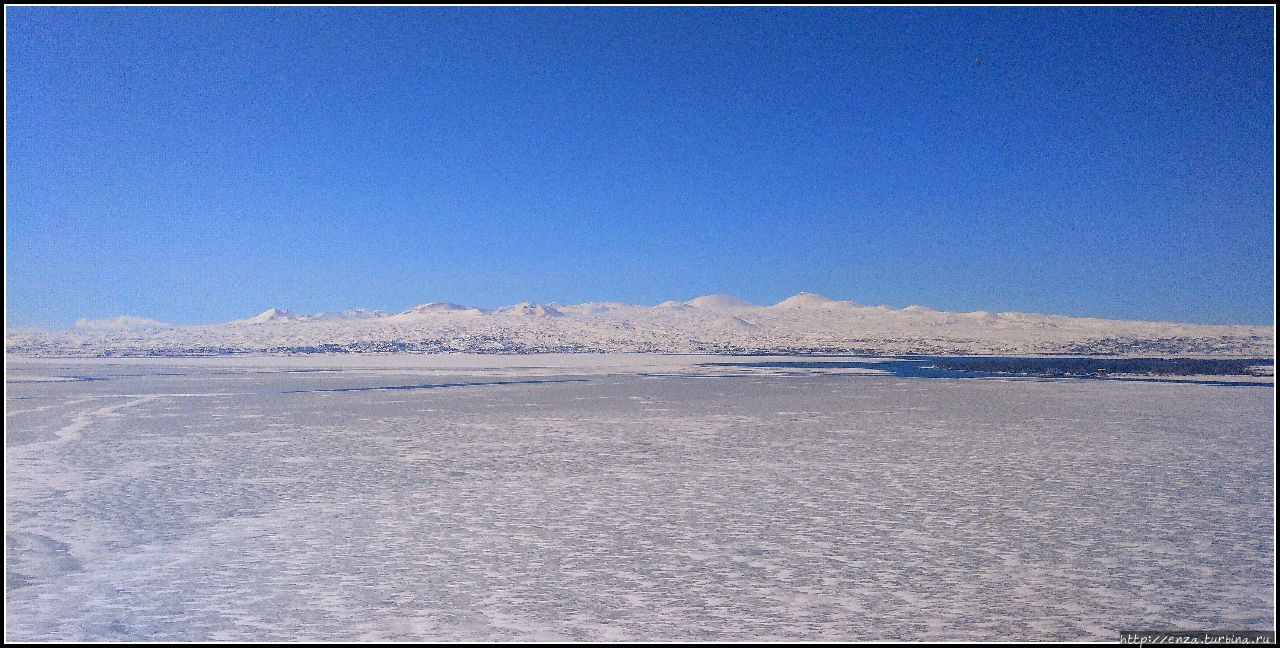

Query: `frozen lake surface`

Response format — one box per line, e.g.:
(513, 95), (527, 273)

(5, 355), (1275, 641)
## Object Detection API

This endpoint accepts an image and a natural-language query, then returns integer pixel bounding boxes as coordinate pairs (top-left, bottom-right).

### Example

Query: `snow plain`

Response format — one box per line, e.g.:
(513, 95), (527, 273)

(5, 354), (1275, 641)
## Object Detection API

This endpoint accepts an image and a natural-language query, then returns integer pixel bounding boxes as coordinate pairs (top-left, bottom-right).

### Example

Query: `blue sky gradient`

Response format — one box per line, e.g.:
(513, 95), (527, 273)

(5, 6), (1275, 327)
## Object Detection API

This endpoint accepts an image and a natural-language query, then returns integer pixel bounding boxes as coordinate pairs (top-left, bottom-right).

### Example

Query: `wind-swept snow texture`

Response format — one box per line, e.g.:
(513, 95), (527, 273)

(6, 293), (1273, 357)
(5, 355), (1274, 641)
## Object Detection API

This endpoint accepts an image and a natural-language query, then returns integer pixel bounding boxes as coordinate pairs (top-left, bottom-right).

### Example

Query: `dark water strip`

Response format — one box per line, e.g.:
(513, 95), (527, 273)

(701, 358), (1274, 387)
(283, 379), (589, 393)
(6, 376), (111, 384)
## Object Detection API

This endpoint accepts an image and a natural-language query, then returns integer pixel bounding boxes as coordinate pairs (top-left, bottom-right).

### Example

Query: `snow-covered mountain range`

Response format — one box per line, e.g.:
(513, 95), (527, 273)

(5, 293), (1273, 357)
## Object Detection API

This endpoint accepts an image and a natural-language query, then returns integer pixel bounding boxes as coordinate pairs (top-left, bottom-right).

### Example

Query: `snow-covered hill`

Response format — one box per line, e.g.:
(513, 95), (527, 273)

(6, 293), (1273, 357)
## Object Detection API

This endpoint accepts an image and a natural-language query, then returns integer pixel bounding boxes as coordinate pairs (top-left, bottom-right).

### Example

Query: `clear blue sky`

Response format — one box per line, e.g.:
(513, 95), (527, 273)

(5, 6), (1275, 328)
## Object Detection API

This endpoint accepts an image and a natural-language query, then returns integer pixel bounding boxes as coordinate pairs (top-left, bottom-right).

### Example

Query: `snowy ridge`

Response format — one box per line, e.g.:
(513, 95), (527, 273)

(684, 294), (757, 310)
(6, 293), (1273, 357)
(235, 308), (304, 325)
(771, 291), (858, 310)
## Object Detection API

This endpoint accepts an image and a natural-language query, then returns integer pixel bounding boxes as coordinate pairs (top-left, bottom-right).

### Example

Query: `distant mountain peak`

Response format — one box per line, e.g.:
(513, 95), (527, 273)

(390, 302), (484, 320)
(685, 294), (755, 310)
(902, 304), (937, 313)
(496, 302), (564, 317)
(399, 302), (470, 314)
(772, 292), (859, 309)
(237, 308), (302, 324)
(653, 300), (691, 310)
(310, 308), (388, 321)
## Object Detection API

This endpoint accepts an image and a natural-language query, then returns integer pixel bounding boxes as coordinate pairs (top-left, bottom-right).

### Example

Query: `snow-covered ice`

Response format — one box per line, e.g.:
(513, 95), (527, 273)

(4, 355), (1275, 641)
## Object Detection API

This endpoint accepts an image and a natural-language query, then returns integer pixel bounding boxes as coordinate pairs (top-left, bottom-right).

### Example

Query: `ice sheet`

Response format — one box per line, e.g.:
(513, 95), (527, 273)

(5, 356), (1275, 641)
